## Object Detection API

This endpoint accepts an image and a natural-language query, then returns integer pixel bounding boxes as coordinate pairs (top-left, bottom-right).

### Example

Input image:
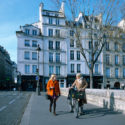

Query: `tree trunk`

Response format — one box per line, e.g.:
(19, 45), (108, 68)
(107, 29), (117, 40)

(90, 68), (93, 88)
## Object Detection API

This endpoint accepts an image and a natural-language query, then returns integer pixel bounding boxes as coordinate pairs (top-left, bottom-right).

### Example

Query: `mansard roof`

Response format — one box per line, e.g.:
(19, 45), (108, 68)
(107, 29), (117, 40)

(22, 24), (40, 30)
(43, 9), (62, 13)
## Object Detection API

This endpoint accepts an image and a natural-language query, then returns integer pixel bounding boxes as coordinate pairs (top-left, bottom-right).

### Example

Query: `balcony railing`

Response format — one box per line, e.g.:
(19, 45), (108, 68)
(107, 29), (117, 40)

(106, 62), (112, 66)
(55, 47), (60, 50)
(48, 47), (54, 50)
(32, 44), (37, 47)
(115, 63), (120, 66)
(48, 33), (66, 38)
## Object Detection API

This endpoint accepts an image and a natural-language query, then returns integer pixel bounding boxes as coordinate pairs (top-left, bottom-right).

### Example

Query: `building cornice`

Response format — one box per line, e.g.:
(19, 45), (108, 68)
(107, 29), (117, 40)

(16, 32), (43, 39)
(42, 14), (65, 19)
(42, 23), (66, 28)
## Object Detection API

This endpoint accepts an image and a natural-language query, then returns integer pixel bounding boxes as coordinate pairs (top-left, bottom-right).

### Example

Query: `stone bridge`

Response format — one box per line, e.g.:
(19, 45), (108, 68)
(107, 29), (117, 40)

(20, 89), (125, 125)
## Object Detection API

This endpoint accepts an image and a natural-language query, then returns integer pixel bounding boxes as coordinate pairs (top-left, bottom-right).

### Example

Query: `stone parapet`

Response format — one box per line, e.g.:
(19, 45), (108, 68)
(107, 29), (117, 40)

(60, 88), (125, 114)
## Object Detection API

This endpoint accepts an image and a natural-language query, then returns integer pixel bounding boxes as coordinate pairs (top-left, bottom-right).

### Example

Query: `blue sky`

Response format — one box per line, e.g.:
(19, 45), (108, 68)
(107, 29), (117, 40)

(0, 0), (124, 63)
(0, 0), (56, 63)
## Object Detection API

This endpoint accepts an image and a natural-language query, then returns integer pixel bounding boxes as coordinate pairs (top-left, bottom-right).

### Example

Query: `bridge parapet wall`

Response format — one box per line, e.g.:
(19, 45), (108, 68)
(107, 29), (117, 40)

(61, 88), (125, 114)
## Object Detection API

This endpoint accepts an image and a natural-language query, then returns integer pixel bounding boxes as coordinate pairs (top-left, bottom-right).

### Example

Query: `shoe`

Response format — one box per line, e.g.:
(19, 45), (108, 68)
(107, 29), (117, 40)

(49, 107), (51, 112)
(53, 112), (57, 116)
(70, 110), (74, 113)
(79, 112), (85, 115)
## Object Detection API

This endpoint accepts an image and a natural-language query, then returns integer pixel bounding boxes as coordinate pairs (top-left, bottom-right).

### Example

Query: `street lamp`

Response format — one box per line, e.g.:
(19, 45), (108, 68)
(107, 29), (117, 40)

(102, 33), (106, 89)
(36, 44), (41, 95)
(16, 71), (21, 91)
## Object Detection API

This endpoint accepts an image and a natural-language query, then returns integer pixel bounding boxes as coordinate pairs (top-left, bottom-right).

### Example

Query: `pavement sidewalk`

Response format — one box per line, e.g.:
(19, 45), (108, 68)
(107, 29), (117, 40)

(20, 92), (125, 125)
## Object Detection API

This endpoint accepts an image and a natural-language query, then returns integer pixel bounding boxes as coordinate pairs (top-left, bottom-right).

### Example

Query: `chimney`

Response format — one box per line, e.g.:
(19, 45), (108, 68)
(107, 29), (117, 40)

(59, 1), (65, 14)
(39, 3), (44, 22)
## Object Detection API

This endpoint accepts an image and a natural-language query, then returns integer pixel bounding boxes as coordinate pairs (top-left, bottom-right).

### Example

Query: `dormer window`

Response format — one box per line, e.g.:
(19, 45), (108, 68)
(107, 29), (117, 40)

(46, 12), (49, 16)
(32, 30), (37, 35)
(25, 29), (30, 35)
(55, 14), (58, 17)
(56, 18), (60, 25)
(48, 29), (53, 37)
(49, 17), (53, 24)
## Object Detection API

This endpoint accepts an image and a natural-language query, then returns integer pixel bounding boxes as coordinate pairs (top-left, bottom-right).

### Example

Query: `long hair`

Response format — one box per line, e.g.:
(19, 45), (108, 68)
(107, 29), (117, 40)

(49, 74), (56, 81)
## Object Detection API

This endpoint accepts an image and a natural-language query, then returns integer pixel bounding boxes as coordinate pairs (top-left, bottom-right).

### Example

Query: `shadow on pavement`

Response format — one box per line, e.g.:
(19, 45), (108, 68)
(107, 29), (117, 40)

(78, 108), (122, 119)
(56, 111), (72, 116)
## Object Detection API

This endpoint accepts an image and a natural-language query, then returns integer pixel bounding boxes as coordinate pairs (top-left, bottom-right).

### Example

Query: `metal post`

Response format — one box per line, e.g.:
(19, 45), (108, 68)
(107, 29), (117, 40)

(36, 44), (41, 95)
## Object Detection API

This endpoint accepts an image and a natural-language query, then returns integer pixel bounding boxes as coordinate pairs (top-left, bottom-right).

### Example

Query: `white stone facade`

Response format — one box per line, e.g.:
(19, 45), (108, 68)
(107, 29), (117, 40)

(16, 2), (125, 90)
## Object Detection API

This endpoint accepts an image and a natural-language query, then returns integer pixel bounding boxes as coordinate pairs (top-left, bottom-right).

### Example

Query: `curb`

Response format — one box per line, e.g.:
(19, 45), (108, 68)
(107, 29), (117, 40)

(20, 93), (34, 125)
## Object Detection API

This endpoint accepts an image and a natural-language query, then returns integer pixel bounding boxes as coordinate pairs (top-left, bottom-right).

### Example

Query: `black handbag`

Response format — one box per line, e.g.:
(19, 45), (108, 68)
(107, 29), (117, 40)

(74, 91), (85, 99)
(45, 93), (50, 100)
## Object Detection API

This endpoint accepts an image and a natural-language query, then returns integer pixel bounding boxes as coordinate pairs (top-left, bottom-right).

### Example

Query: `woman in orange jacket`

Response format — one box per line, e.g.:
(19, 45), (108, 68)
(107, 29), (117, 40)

(46, 74), (60, 116)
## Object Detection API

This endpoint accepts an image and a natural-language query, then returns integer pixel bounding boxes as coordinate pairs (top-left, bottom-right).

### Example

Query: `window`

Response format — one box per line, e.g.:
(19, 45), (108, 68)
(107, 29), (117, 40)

(55, 29), (60, 37)
(89, 41), (92, 49)
(94, 25), (97, 29)
(70, 30), (74, 36)
(70, 50), (74, 60)
(95, 64), (98, 74)
(106, 42), (109, 51)
(49, 52), (53, 62)
(25, 65), (30, 74)
(106, 54), (110, 64)
(49, 17), (53, 24)
(32, 30), (37, 35)
(114, 42), (118, 51)
(32, 41), (37, 47)
(25, 40), (30, 47)
(123, 68), (125, 78)
(32, 52), (37, 60)
(56, 41), (60, 50)
(25, 29), (30, 35)
(94, 33), (97, 38)
(56, 66), (60, 75)
(49, 66), (54, 75)
(77, 64), (81, 73)
(89, 52), (92, 62)
(106, 68), (110, 78)
(56, 18), (59, 25)
(94, 52), (98, 61)
(24, 52), (30, 60)
(123, 43), (125, 51)
(56, 53), (60, 63)
(115, 68), (119, 78)
(76, 41), (80, 48)
(94, 41), (98, 48)
(49, 41), (53, 49)
(71, 64), (74, 73)
(115, 55), (118, 65)
(70, 39), (74, 47)
(48, 29), (53, 36)
(60, 80), (64, 88)
(32, 65), (37, 74)
(123, 55), (125, 65)
(77, 51), (80, 60)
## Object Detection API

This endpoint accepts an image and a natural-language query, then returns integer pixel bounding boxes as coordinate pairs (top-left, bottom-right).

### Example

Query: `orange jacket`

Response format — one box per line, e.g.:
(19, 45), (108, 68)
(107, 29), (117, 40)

(47, 80), (60, 96)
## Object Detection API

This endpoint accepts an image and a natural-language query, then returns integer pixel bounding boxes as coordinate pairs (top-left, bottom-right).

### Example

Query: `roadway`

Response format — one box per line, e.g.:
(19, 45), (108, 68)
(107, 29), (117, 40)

(0, 91), (31, 125)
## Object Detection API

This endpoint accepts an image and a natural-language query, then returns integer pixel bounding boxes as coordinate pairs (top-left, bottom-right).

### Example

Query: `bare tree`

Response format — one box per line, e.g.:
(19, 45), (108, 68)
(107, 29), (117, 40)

(51, 0), (124, 88)
(121, 2), (125, 19)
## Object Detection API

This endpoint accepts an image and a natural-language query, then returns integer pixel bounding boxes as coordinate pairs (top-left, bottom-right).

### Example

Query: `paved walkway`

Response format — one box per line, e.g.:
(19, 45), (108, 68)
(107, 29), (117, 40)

(20, 93), (125, 125)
